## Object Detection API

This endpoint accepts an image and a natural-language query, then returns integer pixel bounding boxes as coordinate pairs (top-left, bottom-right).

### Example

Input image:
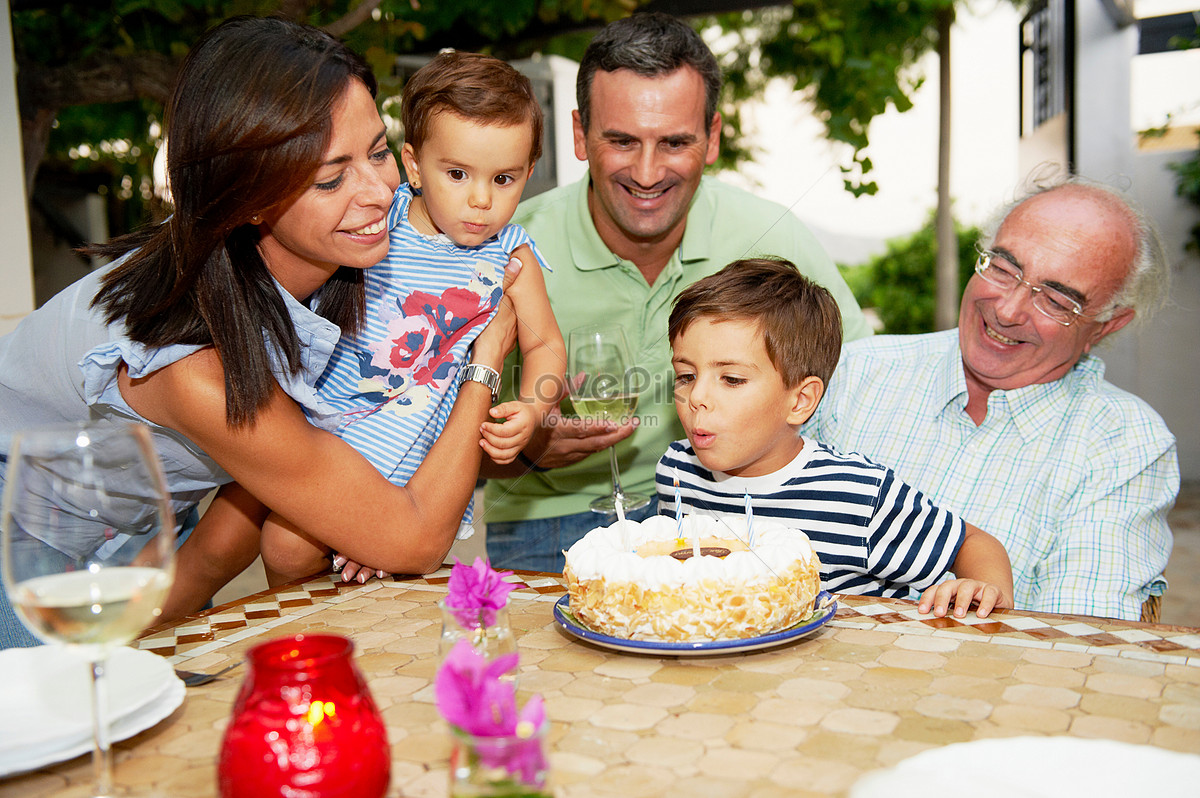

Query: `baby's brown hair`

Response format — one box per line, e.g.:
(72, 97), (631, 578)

(401, 51), (543, 164)
(669, 258), (843, 387)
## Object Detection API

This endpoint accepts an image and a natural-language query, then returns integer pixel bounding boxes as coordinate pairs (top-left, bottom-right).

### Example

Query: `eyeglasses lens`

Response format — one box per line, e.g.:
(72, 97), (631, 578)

(976, 253), (1079, 326)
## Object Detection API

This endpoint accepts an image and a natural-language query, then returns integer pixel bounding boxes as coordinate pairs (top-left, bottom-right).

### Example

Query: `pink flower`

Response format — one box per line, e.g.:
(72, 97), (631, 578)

(435, 641), (548, 785)
(446, 557), (517, 628)
(435, 640), (520, 736)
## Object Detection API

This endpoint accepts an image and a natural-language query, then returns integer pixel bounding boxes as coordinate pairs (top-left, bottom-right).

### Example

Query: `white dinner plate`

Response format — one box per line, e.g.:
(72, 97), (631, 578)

(552, 591), (837, 656)
(0, 644), (184, 777)
(850, 736), (1200, 797)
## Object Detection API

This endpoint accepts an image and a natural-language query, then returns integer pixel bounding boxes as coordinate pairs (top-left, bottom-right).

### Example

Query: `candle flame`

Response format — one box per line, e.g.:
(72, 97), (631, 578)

(306, 700), (336, 725)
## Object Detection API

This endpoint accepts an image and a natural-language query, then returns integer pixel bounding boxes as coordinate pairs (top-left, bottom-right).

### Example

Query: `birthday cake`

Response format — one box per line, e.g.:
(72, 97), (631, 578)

(562, 515), (822, 642)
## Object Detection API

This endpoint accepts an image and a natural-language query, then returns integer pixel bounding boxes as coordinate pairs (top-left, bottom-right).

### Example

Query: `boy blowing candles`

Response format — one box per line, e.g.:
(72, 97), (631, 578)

(658, 259), (1013, 618)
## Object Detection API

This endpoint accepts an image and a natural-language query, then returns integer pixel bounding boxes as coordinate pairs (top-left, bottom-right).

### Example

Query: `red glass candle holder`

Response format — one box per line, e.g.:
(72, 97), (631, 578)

(218, 634), (389, 798)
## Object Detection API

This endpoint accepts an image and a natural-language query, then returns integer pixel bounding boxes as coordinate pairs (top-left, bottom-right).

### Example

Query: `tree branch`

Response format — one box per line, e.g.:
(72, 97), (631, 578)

(16, 52), (178, 197)
(324, 0), (385, 37)
(18, 53), (178, 114)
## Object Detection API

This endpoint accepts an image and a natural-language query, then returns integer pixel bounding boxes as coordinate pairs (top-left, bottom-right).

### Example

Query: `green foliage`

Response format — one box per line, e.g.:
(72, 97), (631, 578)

(1165, 24), (1200, 256)
(838, 213), (980, 334)
(704, 0), (954, 194)
(47, 100), (166, 233)
(1169, 134), (1200, 256)
(15, 0), (966, 232)
(13, 0), (632, 232)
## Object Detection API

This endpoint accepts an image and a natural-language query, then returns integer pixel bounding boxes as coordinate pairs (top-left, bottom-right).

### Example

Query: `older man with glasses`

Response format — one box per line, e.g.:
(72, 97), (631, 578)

(804, 176), (1178, 622)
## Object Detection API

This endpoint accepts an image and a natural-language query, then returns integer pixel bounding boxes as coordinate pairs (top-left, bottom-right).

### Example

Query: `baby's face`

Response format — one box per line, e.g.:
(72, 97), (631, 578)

(671, 318), (806, 478)
(402, 112), (535, 247)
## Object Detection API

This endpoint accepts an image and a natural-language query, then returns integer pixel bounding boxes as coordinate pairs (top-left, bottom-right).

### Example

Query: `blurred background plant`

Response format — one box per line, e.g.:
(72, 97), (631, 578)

(1169, 135), (1200, 255)
(13, 0), (965, 234)
(1137, 17), (1199, 256)
(839, 213), (979, 334)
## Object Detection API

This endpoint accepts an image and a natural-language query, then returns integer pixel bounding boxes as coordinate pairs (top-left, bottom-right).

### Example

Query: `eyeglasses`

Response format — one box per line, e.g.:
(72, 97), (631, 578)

(974, 250), (1106, 327)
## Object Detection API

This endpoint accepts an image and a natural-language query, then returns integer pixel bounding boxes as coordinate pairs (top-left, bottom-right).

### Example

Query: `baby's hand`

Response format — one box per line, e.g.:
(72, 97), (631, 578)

(918, 578), (1011, 619)
(480, 400), (537, 464)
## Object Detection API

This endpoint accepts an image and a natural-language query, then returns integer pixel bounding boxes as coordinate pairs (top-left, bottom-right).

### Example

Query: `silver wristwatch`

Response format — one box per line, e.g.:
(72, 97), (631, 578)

(457, 363), (501, 403)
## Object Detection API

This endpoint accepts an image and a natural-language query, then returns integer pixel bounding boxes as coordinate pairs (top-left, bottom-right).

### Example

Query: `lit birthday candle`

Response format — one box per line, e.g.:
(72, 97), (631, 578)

(673, 475), (683, 533)
(745, 493), (755, 547)
(674, 474), (700, 557)
(615, 493), (628, 550)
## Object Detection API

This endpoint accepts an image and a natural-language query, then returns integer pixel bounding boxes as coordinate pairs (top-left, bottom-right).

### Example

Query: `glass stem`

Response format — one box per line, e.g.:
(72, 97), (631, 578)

(89, 656), (114, 797)
(608, 447), (625, 501)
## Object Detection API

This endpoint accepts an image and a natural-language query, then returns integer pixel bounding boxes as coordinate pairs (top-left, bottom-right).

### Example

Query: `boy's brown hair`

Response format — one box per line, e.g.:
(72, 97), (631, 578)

(669, 258), (843, 387)
(401, 51), (543, 164)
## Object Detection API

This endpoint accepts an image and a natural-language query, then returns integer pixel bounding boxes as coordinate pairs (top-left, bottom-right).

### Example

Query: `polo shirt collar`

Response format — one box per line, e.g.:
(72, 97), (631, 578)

(564, 176), (625, 272)
(677, 176), (715, 265)
(563, 175), (714, 271)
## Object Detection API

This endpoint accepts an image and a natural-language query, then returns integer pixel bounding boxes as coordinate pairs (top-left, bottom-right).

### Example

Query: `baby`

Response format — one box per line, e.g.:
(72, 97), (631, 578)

(658, 258), (1013, 617)
(261, 51), (565, 583)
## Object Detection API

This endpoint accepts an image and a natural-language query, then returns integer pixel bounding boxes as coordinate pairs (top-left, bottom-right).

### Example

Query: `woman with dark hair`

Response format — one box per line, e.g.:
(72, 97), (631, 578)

(0, 16), (518, 646)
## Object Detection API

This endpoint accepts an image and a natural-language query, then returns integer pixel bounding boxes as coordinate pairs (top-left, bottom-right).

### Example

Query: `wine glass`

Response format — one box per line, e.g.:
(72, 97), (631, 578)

(1, 421), (176, 797)
(567, 323), (650, 514)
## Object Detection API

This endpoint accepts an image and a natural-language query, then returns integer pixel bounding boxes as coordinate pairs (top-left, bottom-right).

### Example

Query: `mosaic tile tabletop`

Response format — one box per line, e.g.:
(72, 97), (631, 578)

(5, 568), (1199, 797)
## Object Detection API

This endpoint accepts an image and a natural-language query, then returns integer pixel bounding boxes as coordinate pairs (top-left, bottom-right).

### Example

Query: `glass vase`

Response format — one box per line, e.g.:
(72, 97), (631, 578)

(218, 634), (389, 798)
(449, 723), (551, 798)
(439, 601), (518, 683)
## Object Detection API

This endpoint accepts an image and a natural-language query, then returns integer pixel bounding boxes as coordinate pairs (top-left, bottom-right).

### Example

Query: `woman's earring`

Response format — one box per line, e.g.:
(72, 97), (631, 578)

(250, 215), (262, 225)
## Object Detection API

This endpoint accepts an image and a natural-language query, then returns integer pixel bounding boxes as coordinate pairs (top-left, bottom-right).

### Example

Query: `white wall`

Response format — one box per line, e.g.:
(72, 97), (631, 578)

(1073, 2), (1200, 479)
(0, 0), (34, 335)
(1103, 149), (1200, 480)
(546, 54), (587, 188)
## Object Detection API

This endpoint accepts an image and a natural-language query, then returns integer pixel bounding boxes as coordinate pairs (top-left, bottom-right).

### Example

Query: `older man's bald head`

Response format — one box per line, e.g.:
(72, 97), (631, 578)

(979, 177), (1169, 324)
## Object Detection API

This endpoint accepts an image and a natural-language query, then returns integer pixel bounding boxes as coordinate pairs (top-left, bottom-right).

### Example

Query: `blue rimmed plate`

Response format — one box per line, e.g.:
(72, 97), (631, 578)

(552, 591), (837, 656)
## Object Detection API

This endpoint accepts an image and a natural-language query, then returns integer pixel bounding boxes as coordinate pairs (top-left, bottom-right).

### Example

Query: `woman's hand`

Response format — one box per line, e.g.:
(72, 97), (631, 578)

(472, 258), (522, 369)
(332, 553), (390, 584)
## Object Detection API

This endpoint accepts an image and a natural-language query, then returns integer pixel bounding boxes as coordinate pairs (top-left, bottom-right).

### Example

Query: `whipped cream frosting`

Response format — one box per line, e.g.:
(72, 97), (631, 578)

(563, 514), (815, 588)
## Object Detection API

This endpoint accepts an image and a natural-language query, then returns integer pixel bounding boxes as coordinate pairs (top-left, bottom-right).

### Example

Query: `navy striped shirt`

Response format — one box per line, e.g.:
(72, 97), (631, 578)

(655, 438), (965, 597)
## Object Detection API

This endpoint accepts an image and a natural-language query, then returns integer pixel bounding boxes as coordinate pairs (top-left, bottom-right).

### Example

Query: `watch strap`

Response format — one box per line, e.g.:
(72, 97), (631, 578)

(458, 363), (501, 403)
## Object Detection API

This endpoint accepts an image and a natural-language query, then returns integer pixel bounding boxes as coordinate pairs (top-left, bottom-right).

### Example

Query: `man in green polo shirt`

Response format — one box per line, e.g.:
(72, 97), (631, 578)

(482, 12), (871, 572)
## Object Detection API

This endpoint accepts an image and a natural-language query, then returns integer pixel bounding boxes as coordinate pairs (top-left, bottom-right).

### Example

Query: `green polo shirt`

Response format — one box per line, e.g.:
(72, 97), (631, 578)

(483, 175), (872, 523)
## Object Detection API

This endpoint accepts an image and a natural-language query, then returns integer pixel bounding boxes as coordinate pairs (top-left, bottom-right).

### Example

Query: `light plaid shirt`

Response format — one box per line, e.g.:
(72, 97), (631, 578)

(804, 330), (1178, 621)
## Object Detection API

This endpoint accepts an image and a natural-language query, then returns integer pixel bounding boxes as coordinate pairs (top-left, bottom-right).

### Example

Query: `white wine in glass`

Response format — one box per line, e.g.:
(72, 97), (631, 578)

(567, 323), (650, 514)
(2, 421), (176, 797)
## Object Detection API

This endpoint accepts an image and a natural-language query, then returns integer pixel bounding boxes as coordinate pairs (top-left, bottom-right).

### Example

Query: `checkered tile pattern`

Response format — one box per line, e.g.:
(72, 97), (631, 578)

(136, 567), (565, 658)
(137, 568), (1200, 667)
(831, 595), (1200, 665)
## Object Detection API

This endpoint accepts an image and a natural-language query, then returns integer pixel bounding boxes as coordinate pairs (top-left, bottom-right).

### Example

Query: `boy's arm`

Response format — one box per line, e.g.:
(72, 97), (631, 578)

(919, 522), (1014, 618)
(158, 482), (269, 623)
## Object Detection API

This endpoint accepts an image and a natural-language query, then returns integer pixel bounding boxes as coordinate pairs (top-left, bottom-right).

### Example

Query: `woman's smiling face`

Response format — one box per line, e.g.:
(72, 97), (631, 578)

(256, 79), (401, 298)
